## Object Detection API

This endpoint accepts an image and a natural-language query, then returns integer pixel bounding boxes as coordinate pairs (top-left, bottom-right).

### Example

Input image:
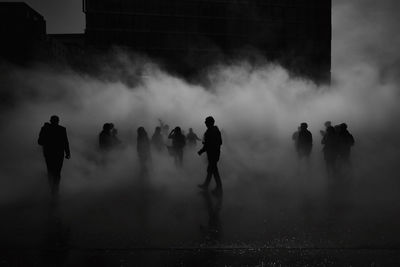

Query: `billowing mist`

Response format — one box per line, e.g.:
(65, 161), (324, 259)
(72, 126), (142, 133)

(0, 0), (400, 250)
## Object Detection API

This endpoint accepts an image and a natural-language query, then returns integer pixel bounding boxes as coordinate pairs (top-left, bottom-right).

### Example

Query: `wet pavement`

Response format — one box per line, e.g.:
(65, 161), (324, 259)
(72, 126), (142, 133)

(1, 153), (400, 266)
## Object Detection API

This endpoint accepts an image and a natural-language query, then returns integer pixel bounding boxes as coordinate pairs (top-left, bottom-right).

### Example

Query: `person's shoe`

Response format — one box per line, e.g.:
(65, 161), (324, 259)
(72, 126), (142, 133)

(197, 184), (208, 190)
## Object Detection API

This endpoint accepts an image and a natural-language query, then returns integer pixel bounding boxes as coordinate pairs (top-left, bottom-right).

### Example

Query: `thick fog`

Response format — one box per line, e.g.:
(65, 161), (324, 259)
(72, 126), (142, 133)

(0, 0), (400, 249)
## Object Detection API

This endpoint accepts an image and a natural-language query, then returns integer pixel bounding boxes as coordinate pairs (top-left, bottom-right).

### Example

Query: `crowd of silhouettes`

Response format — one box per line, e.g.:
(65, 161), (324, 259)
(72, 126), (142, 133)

(321, 122), (355, 175)
(134, 120), (203, 168)
(39, 113), (357, 198)
(39, 115), (211, 196)
(293, 120), (355, 175)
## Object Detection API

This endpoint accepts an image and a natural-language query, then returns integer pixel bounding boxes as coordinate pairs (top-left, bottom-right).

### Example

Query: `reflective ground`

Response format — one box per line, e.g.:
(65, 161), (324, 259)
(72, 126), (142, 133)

(1, 150), (400, 266)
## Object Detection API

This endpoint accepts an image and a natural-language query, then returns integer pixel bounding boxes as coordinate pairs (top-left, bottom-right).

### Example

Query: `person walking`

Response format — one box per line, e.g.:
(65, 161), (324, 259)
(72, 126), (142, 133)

(198, 116), (223, 195)
(38, 115), (70, 196)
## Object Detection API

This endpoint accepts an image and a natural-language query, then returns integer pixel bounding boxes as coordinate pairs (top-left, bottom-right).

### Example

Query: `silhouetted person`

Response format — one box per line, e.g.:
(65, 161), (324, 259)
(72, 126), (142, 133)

(38, 115), (70, 196)
(198, 116), (223, 195)
(334, 124), (341, 135)
(322, 126), (339, 175)
(296, 122), (313, 159)
(151, 126), (164, 152)
(320, 121), (332, 137)
(99, 123), (113, 151)
(337, 123), (355, 164)
(159, 119), (171, 146)
(168, 127), (186, 166)
(111, 127), (122, 148)
(186, 128), (201, 147)
(137, 127), (151, 169)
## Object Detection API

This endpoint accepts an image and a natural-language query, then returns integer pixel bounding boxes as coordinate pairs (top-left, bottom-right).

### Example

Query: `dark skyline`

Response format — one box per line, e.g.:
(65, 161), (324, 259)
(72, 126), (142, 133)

(6, 0), (84, 33)
(5, 0), (399, 74)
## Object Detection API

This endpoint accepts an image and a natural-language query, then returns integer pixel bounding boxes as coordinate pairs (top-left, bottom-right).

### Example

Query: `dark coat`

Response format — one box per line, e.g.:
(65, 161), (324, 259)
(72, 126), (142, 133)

(297, 129), (312, 155)
(38, 123), (70, 158)
(170, 133), (186, 150)
(199, 126), (222, 162)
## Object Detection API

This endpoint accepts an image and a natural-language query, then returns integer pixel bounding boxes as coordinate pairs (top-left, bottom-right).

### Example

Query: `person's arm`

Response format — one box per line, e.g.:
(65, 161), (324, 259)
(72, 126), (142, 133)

(198, 144), (206, 155)
(64, 128), (71, 159)
(168, 130), (174, 139)
(38, 127), (45, 146)
(321, 135), (326, 145)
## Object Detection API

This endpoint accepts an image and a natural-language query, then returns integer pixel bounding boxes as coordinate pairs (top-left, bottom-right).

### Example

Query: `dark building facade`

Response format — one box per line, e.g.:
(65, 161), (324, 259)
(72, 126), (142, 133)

(0, 2), (47, 64)
(0, 3), (85, 67)
(83, 0), (331, 82)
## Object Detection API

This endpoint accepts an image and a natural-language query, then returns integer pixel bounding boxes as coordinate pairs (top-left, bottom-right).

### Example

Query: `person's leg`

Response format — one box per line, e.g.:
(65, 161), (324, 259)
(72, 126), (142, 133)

(173, 150), (179, 166)
(52, 156), (64, 196)
(212, 162), (222, 190)
(178, 149), (183, 167)
(198, 161), (213, 189)
(45, 156), (56, 192)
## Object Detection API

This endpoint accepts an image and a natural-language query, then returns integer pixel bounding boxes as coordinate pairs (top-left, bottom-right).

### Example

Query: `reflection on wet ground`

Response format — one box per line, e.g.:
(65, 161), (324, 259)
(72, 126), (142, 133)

(1, 162), (400, 266)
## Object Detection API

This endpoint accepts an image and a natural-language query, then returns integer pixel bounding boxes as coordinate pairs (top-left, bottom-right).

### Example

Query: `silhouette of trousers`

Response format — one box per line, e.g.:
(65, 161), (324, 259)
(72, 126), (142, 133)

(44, 154), (64, 194)
(174, 148), (183, 166)
(204, 160), (222, 189)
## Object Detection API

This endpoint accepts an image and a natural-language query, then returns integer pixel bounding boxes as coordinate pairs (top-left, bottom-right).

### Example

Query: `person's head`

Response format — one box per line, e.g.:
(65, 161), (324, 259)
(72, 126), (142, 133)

(174, 127), (181, 134)
(137, 127), (147, 137)
(155, 126), (161, 133)
(327, 126), (335, 134)
(103, 123), (111, 131)
(189, 128), (193, 133)
(205, 116), (215, 128)
(50, 115), (59, 125)
(340, 123), (348, 131)
(324, 121), (332, 128)
(300, 122), (308, 130)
